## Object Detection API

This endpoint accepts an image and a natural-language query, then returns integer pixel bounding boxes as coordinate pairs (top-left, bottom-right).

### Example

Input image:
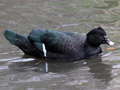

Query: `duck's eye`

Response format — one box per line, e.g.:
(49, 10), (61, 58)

(97, 34), (101, 36)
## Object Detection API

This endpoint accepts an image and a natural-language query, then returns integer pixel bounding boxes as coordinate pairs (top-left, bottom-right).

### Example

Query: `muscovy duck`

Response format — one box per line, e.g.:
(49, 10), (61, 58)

(4, 27), (115, 60)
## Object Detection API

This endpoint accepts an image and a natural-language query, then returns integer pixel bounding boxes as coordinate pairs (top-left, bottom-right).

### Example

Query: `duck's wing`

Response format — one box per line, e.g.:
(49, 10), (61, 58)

(43, 30), (78, 54)
(28, 29), (79, 54)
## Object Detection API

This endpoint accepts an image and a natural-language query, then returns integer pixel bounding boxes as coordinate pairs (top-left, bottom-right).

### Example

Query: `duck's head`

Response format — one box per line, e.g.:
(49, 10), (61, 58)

(86, 27), (115, 47)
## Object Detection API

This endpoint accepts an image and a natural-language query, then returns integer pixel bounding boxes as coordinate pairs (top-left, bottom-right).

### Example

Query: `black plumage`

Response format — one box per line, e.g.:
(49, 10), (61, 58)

(3, 27), (115, 60)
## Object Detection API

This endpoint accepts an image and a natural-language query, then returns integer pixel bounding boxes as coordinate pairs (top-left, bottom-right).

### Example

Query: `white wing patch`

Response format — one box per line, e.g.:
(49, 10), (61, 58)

(42, 43), (47, 57)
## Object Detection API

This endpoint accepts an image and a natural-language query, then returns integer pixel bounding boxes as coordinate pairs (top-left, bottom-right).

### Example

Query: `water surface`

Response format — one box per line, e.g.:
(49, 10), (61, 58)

(0, 0), (120, 90)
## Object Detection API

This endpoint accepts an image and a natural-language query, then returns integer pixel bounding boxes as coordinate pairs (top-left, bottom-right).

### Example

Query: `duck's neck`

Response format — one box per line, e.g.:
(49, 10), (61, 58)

(84, 39), (102, 57)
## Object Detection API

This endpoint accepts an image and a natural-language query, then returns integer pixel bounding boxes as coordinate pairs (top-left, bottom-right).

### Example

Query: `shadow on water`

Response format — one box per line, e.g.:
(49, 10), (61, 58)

(9, 56), (112, 84)
(86, 58), (112, 84)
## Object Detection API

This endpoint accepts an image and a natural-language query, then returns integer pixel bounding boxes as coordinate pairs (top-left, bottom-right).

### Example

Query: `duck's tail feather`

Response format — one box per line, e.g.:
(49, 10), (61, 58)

(4, 29), (27, 46)
(4, 29), (43, 57)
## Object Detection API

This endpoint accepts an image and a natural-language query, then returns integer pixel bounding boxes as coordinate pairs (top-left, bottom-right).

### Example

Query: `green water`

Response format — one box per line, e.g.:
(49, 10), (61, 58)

(0, 0), (120, 90)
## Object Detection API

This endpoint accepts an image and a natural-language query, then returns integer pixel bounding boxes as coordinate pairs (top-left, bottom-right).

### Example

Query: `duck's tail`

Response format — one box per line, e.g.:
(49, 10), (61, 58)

(3, 29), (43, 57)
(4, 29), (27, 46)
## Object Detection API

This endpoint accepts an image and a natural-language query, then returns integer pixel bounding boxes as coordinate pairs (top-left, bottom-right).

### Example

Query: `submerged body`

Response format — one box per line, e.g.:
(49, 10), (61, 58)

(4, 27), (115, 60)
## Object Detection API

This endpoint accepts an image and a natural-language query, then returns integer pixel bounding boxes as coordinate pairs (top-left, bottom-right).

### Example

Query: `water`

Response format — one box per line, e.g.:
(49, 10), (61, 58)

(0, 0), (120, 90)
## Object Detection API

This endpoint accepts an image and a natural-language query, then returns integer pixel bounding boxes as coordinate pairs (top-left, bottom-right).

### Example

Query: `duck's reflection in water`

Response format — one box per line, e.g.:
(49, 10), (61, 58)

(9, 56), (112, 84)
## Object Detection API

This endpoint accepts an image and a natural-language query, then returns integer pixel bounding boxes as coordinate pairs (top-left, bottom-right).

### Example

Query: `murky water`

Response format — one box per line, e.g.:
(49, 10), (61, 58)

(1, 0), (120, 90)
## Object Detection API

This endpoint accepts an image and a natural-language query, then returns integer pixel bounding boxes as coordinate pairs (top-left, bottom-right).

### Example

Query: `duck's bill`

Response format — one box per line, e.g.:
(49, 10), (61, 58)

(103, 36), (115, 45)
(107, 40), (115, 45)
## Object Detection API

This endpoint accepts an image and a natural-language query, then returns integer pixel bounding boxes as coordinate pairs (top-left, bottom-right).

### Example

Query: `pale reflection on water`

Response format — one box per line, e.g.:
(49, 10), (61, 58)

(1, 0), (120, 90)
(0, 57), (112, 90)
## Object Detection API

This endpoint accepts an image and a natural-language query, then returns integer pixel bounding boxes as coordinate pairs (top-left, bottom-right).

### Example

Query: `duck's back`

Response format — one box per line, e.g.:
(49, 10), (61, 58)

(28, 29), (86, 60)
(46, 31), (86, 60)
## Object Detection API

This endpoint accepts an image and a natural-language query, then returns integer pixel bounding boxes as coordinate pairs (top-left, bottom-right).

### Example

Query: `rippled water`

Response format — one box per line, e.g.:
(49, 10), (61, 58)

(1, 0), (120, 90)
